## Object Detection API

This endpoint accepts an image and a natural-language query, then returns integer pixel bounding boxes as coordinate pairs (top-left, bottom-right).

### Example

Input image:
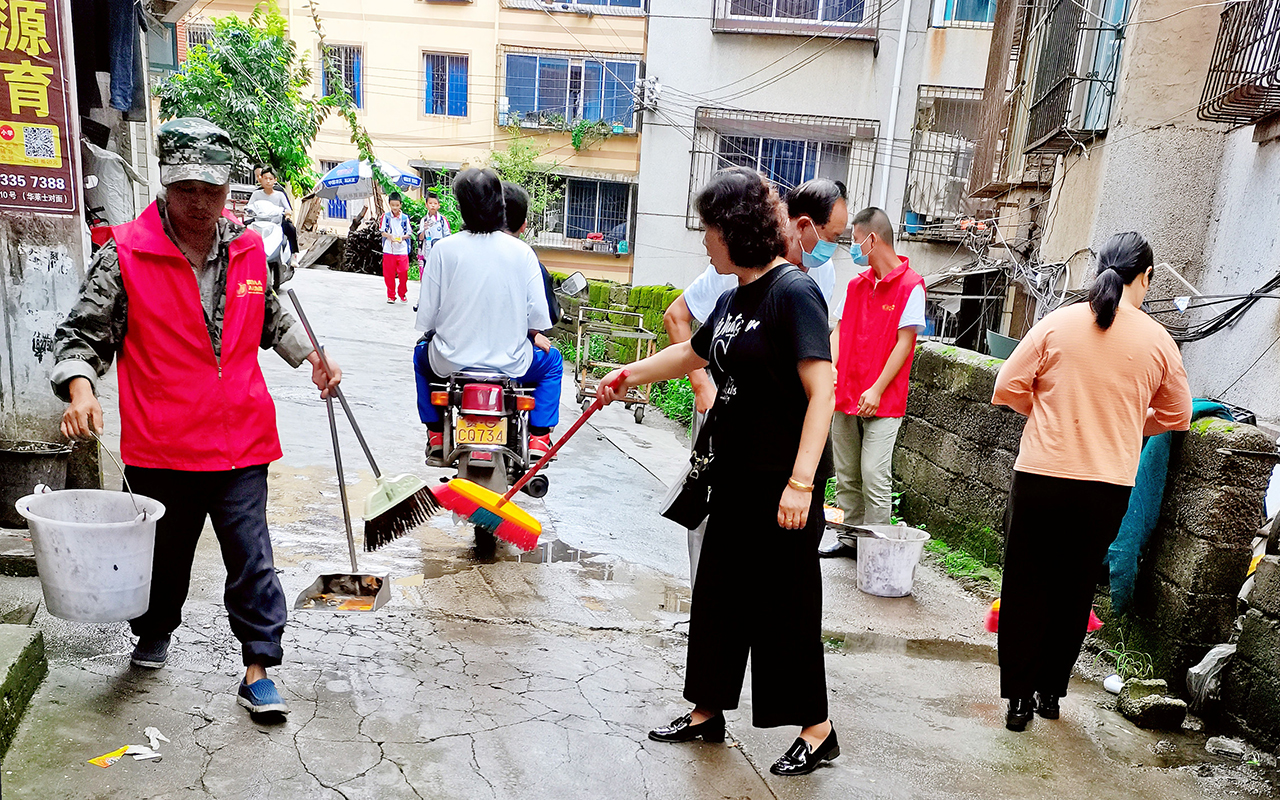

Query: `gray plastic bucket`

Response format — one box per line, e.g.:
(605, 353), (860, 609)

(855, 525), (931, 597)
(15, 488), (165, 622)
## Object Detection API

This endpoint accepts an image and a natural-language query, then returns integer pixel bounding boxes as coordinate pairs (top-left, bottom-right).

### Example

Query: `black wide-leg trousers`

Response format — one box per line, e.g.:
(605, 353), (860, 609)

(684, 473), (828, 728)
(126, 465), (287, 668)
(999, 470), (1130, 699)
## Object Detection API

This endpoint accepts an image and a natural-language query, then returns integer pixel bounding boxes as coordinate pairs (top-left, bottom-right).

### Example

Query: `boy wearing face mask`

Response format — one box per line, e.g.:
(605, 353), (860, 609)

(822, 207), (925, 559)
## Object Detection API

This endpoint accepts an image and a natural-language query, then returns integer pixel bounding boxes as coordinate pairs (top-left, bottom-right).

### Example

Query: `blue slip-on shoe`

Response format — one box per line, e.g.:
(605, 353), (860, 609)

(237, 678), (290, 716)
(130, 635), (171, 669)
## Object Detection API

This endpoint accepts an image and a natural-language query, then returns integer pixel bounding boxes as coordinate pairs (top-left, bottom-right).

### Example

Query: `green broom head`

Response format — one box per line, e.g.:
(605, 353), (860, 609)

(363, 473), (441, 551)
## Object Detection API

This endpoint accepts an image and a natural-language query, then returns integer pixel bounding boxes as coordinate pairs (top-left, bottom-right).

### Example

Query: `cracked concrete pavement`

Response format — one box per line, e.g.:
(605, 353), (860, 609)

(1, 269), (1275, 799)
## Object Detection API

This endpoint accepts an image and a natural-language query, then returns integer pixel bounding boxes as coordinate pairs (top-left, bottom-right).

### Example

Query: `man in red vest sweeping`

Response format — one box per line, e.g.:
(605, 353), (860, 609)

(822, 207), (925, 559)
(51, 118), (341, 719)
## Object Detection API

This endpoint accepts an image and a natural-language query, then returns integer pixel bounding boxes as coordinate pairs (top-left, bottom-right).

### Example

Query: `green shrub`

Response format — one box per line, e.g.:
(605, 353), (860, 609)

(649, 378), (695, 427)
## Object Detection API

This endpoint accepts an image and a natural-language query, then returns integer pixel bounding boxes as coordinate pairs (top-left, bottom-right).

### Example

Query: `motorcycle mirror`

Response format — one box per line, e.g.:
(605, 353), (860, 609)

(558, 271), (588, 298)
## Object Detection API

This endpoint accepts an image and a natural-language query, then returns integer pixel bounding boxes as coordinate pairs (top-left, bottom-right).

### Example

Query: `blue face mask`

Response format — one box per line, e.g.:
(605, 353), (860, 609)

(850, 234), (873, 267)
(801, 235), (839, 269)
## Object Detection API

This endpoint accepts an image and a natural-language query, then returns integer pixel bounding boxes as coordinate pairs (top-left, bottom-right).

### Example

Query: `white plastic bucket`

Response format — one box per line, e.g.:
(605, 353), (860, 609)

(15, 488), (165, 622)
(855, 525), (931, 598)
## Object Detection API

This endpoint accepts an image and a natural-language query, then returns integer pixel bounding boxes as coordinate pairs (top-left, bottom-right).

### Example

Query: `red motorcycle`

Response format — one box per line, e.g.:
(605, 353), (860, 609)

(426, 370), (548, 552)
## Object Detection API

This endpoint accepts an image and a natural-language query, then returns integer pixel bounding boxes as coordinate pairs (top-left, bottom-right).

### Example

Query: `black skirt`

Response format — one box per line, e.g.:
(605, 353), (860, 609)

(683, 471), (828, 728)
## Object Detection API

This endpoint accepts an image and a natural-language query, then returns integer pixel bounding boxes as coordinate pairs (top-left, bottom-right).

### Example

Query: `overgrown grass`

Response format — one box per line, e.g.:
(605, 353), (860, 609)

(923, 539), (1002, 587)
(1094, 636), (1154, 680)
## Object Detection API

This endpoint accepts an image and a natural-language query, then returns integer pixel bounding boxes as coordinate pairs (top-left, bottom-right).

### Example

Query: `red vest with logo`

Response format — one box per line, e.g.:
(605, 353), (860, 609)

(112, 202), (282, 470)
(835, 257), (924, 418)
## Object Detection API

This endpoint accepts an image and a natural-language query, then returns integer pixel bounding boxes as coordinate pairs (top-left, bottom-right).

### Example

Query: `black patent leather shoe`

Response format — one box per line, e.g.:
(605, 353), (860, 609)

(1006, 698), (1035, 731)
(1034, 692), (1060, 719)
(818, 541), (858, 559)
(769, 727), (840, 776)
(648, 712), (725, 743)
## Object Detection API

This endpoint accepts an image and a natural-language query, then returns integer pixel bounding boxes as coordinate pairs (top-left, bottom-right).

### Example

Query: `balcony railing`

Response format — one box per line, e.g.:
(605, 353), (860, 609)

(711, 0), (879, 40)
(1023, 0), (1122, 153)
(901, 86), (998, 243)
(1199, 0), (1280, 126)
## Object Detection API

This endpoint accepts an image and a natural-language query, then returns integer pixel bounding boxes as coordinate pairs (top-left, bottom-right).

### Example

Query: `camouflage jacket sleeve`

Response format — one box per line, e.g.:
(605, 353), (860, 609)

(262, 290), (315, 368)
(50, 241), (127, 401)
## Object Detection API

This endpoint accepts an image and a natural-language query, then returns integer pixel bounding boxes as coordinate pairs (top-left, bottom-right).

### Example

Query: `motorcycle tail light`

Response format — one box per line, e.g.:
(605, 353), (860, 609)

(461, 383), (504, 414)
(470, 450), (494, 462)
(430, 391), (449, 406)
(516, 396), (536, 411)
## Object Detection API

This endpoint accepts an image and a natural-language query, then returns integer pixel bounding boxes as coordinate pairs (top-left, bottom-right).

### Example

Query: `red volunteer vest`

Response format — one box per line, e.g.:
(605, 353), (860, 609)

(112, 202), (283, 470)
(835, 257), (924, 418)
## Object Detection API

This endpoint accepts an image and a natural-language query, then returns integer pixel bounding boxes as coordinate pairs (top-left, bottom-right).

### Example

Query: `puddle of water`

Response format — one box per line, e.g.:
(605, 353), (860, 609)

(417, 538), (610, 581)
(822, 630), (997, 664)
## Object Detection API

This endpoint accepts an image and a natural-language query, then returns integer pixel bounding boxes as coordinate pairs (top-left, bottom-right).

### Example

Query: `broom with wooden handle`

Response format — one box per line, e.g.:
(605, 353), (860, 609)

(287, 289), (440, 549)
(432, 371), (629, 551)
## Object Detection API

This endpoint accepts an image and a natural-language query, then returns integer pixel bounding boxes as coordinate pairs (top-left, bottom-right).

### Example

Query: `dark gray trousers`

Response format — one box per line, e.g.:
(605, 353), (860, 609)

(126, 465), (286, 667)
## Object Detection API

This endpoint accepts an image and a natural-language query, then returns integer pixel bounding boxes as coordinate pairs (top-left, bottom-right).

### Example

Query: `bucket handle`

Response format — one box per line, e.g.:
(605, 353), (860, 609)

(89, 431), (145, 520)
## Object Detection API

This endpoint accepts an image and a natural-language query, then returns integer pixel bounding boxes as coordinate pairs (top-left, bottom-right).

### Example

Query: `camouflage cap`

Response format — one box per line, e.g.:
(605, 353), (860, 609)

(157, 118), (234, 186)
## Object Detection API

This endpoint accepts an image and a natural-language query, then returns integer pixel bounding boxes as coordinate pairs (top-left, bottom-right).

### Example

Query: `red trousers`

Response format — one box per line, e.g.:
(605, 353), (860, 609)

(382, 253), (409, 301)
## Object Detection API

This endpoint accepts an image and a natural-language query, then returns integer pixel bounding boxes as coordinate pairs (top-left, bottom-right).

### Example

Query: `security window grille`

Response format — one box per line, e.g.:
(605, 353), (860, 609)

(689, 108), (878, 229)
(323, 45), (363, 109)
(566, 180), (630, 241)
(186, 22), (214, 51)
(713, 0), (878, 37)
(424, 53), (468, 117)
(902, 86), (996, 241)
(561, 0), (643, 6)
(1199, 0), (1280, 126)
(1023, 0), (1123, 153)
(931, 0), (996, 26)
(503, 52), (639, 129)
(320, 160), (348, 220)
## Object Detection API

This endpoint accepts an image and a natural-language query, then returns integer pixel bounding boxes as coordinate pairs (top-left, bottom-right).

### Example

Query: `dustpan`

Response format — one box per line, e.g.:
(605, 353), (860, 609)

(295, 381), (389, 613)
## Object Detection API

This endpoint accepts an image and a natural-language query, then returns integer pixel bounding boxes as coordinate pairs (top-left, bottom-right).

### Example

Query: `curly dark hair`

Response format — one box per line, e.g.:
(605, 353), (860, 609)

(695, 168), (789, 270)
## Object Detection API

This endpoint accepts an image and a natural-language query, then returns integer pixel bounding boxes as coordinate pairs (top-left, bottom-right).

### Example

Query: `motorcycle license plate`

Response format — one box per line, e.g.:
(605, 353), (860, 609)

(455, 417), (507, 445)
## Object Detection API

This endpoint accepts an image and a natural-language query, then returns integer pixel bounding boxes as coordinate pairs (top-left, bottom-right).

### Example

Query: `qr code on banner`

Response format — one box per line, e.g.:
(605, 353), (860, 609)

(23, 127), (54, 160)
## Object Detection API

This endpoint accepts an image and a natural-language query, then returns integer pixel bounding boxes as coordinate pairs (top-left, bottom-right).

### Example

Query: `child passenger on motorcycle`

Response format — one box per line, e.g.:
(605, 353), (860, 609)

(413, 168), (564, 462)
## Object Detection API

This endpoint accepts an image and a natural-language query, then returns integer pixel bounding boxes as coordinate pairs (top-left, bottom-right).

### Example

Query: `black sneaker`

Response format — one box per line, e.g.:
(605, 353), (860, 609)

(131, 635), (171, 669)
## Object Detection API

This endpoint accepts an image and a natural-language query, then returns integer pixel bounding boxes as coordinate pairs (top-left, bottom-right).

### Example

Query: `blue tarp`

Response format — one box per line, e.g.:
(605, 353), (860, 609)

(1107, 399), (1233, 614)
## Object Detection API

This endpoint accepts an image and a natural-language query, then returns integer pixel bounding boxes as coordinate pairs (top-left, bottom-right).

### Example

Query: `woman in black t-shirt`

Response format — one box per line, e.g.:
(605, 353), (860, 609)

(598, 168), (838, 777)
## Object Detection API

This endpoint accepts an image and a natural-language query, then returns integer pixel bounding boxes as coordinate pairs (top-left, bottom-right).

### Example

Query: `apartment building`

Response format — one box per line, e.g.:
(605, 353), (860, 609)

(633, 0), (997, 310)
(174, 0), (647, 281)
(972, 0), (1280, 423)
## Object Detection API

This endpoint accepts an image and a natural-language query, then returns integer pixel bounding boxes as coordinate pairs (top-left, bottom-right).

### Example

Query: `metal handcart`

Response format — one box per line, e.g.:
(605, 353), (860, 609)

(573, 305), (657, 424)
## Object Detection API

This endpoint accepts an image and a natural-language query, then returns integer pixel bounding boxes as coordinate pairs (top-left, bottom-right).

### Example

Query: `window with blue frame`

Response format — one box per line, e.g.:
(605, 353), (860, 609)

(931, 0), (996, 25)
(320, 161), (348, 219)
(322, 45), (363, 109)
(424, 53), (468, 116)
(728, 0), (866, 24)
(504, 53), (639, 128)
(716, 135), (851, 191)
(568, 0), (643, 6)
(565, 179), (630, 241)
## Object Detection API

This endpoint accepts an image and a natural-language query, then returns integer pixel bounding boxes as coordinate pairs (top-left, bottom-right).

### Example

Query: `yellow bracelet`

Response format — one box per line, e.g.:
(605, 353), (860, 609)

(788, 478), (815, 493)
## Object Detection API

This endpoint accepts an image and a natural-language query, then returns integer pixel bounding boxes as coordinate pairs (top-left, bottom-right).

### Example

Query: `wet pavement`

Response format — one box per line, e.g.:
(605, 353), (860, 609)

(1, 269), (1275, 799)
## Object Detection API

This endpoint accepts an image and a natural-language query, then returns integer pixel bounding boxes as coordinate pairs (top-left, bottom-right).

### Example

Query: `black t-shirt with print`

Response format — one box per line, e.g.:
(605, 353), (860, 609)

(691, 264), (832, 479)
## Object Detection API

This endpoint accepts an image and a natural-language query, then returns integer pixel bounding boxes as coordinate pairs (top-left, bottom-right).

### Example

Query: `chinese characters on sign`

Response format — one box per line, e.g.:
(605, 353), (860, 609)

(0, 0), (75, 214)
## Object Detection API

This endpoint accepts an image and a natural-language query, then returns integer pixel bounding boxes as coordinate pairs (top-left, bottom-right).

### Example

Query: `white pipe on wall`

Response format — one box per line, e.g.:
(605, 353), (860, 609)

(877, 0), (913, 209)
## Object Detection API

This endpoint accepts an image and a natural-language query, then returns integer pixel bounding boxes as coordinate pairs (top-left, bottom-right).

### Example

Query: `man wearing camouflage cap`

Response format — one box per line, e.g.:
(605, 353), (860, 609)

(51, 118), (341, 719)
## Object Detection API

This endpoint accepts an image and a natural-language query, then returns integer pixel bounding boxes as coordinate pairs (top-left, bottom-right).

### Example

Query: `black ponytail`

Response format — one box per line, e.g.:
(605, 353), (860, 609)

(1088, 231), (1154, 330)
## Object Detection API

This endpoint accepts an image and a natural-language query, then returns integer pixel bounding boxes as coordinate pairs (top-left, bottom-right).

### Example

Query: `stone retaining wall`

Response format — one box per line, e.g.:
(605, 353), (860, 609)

(894, 343), (1023, 565)
(1226, 554), (1280, 747)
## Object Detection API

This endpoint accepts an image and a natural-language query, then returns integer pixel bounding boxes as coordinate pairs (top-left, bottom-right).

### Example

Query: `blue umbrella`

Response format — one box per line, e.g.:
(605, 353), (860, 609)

(315, 158), (421, 200)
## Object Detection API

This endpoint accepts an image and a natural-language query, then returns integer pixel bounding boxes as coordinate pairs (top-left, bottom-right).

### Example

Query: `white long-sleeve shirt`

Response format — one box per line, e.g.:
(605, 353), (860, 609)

(415, 230), (552, 378)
